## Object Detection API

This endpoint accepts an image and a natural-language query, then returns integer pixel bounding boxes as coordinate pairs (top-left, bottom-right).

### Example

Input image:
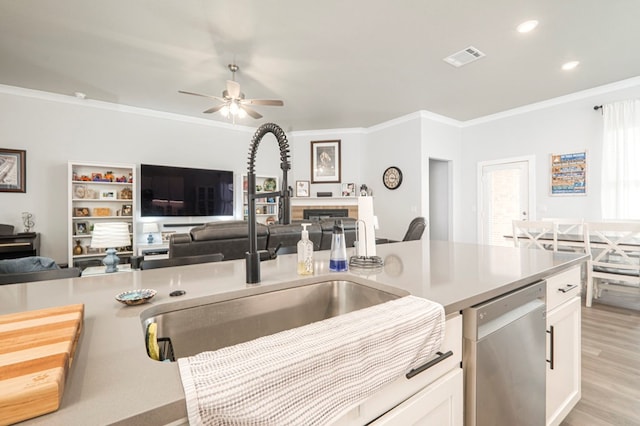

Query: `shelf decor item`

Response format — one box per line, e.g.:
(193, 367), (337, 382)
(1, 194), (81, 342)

(100, 190), (117, 200)
(90, 222), (131, 273)
(74, 221), (89, 235)
(73, 240), (84, 255)
(0, 148), (26, 193)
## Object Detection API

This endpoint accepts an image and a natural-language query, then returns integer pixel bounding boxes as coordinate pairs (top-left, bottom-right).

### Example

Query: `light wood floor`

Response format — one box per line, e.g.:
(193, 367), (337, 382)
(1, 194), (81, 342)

(561, 293), (640, 425)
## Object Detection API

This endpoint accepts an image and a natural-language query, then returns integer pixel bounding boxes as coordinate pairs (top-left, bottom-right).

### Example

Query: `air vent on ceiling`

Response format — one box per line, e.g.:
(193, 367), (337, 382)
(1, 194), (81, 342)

(443, 46), (486, 67)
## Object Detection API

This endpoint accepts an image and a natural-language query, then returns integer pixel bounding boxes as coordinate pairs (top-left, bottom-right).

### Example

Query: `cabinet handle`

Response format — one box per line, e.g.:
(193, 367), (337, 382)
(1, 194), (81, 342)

(546, 325), (555, 370)
(406, 350), (453, 379)
(558, 284), (578, 293)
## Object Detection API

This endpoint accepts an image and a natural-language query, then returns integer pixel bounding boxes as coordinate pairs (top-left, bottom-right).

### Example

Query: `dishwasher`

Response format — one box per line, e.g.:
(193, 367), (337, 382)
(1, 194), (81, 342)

(463, 280), (546, 426)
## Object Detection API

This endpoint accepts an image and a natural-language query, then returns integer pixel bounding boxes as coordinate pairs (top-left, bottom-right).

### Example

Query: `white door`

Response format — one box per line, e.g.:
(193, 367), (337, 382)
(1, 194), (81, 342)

(478, 157), (534, 246)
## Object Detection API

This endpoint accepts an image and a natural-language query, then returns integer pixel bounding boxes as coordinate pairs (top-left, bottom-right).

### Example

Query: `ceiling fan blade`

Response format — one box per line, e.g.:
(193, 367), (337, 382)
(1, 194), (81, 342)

(241, 99), (284, 106)
(226, 80), (241, 99)
(178, 90), (225, 102)
(241, 104), (263, 119)
(203, 104), (226, 114)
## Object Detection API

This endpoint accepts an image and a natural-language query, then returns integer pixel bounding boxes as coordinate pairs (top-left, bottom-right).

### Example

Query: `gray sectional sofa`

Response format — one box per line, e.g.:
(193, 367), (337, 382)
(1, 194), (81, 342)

(169, 219), (358, 260)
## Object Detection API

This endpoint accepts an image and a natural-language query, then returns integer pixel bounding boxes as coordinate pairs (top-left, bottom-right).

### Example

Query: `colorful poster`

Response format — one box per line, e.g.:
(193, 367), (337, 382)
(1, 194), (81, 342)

(550, 151), (587, 195)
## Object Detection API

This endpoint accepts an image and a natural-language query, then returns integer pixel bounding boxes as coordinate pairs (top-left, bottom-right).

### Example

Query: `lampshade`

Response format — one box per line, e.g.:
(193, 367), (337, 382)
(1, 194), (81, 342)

(91, 222), (131, 249)
(142, 223), (159, 234)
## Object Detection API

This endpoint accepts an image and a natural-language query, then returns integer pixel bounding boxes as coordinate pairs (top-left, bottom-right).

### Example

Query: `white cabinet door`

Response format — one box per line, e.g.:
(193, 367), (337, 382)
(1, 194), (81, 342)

(546, 296), (581, 426)
(370, 368), (463, 426)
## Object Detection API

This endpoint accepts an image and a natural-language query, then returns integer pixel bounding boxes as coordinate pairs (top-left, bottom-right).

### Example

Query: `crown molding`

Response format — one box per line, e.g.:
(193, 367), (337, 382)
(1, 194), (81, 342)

(0, 84), (256, 133)
(462, 76), (640, 127)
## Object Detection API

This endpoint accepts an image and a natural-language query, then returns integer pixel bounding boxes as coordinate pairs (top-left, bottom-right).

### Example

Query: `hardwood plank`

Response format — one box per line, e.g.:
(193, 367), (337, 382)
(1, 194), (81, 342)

(561, 299), (640, 425)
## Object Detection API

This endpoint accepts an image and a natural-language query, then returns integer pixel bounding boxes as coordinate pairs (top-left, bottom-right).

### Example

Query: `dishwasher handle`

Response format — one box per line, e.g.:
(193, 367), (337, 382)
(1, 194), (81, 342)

(406, 350), (454, 379)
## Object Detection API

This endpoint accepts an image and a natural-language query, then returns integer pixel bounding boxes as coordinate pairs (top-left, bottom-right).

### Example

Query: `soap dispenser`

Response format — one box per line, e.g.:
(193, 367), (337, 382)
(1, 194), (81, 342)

(329, 220), (348, 272)
(297, 223), (314, 275)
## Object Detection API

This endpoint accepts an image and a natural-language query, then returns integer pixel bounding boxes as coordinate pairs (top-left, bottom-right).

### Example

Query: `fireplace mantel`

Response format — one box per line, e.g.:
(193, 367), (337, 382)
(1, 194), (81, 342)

(290, 197), (363, 220)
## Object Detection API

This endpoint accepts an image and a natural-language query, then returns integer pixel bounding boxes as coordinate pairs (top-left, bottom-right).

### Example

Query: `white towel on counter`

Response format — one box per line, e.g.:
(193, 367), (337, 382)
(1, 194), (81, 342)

(178, 295), (445, 426)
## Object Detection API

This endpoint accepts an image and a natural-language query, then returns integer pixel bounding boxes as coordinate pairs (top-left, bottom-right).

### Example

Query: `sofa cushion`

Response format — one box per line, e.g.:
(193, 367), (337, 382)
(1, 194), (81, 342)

(191, 221), (268, 241)
(267, 223), (322, 251)
(0, 256), (59, 274)
(170, 221), (268, 260)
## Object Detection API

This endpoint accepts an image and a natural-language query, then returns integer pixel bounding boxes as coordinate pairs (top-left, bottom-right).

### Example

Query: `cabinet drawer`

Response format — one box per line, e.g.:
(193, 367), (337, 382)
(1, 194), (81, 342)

(369, 368), (463, 426)
(546, 266), (581, 311)
(332, 313), (462, 425)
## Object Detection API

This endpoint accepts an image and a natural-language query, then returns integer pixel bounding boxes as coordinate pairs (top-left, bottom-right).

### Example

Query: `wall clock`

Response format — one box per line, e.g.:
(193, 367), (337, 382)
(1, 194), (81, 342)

(383, 166), (403, 190)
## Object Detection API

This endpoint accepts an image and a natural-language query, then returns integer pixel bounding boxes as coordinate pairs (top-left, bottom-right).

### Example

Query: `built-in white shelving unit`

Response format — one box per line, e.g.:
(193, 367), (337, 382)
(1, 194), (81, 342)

(242, 175), (279, 225)
(68, 161), (137, 267)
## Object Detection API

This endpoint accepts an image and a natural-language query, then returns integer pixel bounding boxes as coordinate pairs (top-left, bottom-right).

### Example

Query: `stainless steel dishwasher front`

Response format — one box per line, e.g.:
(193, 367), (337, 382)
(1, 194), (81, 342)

(463, 281), (546, 426)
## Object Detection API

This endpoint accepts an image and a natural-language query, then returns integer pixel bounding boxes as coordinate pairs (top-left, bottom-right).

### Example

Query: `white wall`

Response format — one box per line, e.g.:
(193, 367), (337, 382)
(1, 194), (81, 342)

(4, 77), (638, 261)
(0, 89), (274, 263)
(362, 115), (422, 240)
(421, 114), (462, 241)
(458, 78), (640, 243)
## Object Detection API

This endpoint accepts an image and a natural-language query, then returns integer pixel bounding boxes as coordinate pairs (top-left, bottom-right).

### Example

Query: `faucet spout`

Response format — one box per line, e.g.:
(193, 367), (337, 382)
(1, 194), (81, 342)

(246, 123), (291, 284)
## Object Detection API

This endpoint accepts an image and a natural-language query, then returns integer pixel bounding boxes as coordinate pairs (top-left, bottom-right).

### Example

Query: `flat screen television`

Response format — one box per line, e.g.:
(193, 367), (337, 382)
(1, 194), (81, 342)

(140, 164), (234, 217)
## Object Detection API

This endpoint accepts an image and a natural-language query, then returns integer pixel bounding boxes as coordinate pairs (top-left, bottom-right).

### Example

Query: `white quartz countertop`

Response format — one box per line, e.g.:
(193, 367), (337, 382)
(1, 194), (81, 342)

(0, 240), (586, 425)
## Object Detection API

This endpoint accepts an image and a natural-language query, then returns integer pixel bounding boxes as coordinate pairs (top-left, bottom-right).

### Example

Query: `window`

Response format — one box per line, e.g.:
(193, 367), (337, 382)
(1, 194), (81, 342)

(601, 100), (640, 219)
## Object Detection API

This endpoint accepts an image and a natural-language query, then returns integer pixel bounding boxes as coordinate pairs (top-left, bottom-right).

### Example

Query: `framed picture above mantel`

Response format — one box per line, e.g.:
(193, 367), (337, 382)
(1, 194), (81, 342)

(311, 140), (341, 184)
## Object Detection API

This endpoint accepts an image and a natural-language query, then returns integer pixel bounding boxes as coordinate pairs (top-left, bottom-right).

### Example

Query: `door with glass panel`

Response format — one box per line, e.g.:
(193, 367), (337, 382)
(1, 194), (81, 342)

(478, 158), (533, 246)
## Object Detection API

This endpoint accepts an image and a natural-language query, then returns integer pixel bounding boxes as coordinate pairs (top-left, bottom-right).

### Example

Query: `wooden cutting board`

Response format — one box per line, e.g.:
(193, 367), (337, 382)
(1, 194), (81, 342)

(0, 304), (84, 426)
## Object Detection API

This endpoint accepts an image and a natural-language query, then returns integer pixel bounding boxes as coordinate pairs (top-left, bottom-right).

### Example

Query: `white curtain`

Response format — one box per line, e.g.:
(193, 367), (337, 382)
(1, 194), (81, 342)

(601, 100), (640, 219)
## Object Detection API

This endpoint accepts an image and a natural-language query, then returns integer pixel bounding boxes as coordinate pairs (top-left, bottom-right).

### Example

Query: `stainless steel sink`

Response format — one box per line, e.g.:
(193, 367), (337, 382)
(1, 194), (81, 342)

(141, 280), (406, 360)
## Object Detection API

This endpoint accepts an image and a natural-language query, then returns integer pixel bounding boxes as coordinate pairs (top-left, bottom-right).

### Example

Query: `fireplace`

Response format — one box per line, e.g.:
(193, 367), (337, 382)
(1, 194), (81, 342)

(303, 208), (349, 221)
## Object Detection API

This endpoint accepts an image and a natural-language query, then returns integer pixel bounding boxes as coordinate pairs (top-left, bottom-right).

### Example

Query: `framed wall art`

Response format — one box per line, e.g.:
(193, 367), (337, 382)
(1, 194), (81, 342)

(74, 221), (90, 235)
(311, 140), (341, 183)
(550, 151), (587, 196)
(341, 183), (355, 197)
(296, 180), (310, 197)
(0, 148), (26, 193)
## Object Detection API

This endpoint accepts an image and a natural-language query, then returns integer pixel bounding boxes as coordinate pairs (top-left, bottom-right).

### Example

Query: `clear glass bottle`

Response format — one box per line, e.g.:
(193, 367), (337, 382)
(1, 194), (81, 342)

(297, 223), (314, 275)
(329, 220), (348, 272)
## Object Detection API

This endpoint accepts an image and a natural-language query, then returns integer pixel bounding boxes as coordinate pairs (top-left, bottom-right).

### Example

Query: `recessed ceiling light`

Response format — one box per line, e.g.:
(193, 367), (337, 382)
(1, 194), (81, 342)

(561, 61), (580, 71)
(517, 20), (539, 33)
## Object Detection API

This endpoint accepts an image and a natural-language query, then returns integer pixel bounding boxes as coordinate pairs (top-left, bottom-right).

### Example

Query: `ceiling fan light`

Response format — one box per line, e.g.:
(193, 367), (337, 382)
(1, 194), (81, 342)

(229, 101), (240, 116)
(220, 105), (230, 117)
(237, 108), (247, 119)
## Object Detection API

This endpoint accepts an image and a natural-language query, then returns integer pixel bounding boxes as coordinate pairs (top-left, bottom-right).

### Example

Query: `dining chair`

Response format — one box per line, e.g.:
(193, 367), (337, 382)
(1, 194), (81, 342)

(512, 220), (557, 251)
(543, 218), (585, 253)
(583, 221), (640, 307)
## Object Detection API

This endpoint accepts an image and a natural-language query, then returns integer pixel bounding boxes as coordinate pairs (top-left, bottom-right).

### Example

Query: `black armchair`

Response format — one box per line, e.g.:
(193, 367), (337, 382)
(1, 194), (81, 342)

(402, 217), (427, 241)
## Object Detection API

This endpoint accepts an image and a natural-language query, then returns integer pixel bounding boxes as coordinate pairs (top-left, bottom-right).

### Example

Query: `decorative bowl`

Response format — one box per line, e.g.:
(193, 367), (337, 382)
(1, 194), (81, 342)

(116, 289), (157, 306)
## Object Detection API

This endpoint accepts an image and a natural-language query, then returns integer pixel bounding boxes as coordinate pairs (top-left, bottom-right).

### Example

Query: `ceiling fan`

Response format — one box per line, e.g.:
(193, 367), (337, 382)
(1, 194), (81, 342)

(179, 64), (284, 120)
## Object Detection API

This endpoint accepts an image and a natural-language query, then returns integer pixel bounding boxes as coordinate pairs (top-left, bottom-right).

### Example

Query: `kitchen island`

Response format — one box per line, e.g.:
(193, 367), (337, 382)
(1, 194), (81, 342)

(0, 240), (587, 425)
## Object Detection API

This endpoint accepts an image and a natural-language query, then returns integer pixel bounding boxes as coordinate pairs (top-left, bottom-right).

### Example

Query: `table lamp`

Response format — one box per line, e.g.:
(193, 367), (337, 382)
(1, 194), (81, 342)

(142, 222), (159, 244)
(90, 222), (131, 273)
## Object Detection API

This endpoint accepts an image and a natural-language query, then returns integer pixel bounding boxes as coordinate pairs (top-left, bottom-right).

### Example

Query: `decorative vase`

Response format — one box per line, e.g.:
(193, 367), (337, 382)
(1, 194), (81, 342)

(73, 240), (84, 255)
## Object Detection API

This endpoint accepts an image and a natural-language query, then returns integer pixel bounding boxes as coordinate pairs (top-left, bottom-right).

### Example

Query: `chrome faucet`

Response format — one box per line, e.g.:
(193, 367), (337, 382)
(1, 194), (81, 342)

(246, 123), (291, 284)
